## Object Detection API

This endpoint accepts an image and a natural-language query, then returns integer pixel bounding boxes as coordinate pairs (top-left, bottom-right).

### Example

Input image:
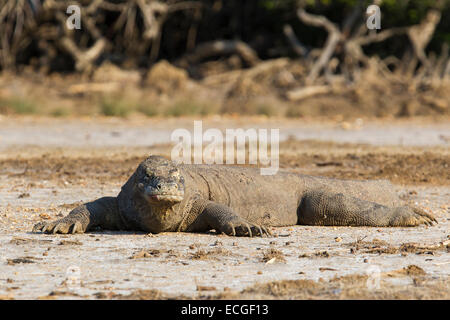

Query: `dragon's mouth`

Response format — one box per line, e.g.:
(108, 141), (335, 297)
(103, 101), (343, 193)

(138, 176), (185, 204)
(148, 193), (184, 202)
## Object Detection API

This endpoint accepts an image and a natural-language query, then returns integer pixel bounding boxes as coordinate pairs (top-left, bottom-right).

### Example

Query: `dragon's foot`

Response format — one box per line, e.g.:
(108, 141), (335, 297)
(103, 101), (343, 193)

(218, 217), (272, 237)
(389, 206), (437, 227)
(32, 218), (85, 234)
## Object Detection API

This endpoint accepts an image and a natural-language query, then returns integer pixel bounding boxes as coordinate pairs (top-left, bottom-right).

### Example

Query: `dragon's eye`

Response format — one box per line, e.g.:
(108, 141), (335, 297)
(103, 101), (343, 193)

(143, 170), (153, 181)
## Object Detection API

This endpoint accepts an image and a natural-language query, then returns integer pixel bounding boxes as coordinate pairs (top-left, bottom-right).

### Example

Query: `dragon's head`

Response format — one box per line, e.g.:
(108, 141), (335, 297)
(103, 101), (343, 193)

(135, 156), (185, 204)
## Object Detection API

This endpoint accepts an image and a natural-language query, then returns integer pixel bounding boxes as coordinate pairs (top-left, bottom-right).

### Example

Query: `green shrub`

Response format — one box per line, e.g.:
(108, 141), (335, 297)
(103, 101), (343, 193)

(256, 104), (277, 117)
(166, 100), (215, 117)
(50, 107), (70, 117)
(285, 106), (303, 118)
(137, 103), (159, 117)
(0, 97), (38, 114)
(99, 98), (131, 117)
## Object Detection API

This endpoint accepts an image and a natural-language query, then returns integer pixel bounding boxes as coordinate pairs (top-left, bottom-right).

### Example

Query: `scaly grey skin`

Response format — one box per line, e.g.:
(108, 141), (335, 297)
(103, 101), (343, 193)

(33, 155), (437, 237)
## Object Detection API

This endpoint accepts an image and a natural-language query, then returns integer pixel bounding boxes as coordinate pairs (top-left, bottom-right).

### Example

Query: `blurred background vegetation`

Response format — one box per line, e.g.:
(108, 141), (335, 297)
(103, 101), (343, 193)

(0, 0), (449, 118)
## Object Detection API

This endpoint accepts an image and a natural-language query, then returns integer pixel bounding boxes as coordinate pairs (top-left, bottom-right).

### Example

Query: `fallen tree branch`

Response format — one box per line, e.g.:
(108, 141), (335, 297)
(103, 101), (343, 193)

(286, 85), (334, 101)
(201, 58), (289, 86)
(297, 9), (342, 83)
(353, 27), (407, 46)
(283, 24), (308, 57)
(407, 9), (441, 69)
(181, 40), (260, 67)
(59, 37), (107, 72)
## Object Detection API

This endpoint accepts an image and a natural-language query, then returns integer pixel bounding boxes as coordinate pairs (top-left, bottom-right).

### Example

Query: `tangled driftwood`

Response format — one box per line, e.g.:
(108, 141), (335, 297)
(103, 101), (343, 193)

(283, 2), (448, 101)
(0, 0), (202, 72)
(0, 0), (448, 105)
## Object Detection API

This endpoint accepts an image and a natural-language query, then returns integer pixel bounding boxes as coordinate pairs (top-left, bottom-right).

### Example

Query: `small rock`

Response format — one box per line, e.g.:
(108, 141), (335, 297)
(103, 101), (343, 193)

(18, 193), (30, 199)
(58, 240), (82, 246)
(130, 249), (161, 259)
(212, 240), (223, 246)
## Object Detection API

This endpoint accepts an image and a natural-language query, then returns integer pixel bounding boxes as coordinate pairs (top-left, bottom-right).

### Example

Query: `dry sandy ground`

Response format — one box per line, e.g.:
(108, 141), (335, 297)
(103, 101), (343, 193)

(0, 117), (448, 300)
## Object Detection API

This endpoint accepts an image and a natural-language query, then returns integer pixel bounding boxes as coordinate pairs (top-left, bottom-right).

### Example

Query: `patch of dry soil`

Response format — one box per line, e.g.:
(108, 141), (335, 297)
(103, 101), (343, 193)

(0, 118), (448, 299)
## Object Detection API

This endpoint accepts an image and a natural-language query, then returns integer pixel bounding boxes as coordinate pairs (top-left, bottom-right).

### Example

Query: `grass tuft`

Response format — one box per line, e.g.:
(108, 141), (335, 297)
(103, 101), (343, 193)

(165, 100), (216, 117)
(0, 97), (38, 114)
(99, 98), (131, 117)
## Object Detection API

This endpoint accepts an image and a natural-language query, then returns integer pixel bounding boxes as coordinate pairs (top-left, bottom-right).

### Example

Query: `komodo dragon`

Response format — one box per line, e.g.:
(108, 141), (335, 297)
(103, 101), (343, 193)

(33, 155), (436, 237)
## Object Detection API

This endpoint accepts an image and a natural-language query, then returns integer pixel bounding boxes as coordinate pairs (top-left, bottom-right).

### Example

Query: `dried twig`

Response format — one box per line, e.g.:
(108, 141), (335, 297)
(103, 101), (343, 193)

(297, 9), (342, 83)
(181, 40), (260, 67)
(283, 24), (308, 57)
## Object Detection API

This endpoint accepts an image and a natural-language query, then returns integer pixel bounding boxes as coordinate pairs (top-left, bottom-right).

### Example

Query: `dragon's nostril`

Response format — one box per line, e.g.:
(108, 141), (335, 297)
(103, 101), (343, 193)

(156, 183), (162, 190)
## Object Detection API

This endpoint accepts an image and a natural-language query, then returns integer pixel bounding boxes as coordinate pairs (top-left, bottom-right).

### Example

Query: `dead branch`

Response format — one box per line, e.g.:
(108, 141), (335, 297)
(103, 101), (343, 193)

(353, 27), (407, 46)
(283, 24), (308, 57)
(60, 37), (107, 72)
(202, 58), (289, 87)
(0, 0), (37, 70)
(293, 4), (442, 88)
(434, 43), (449, 80)
(297, 9), (342, 83)
(407, 9), (441, 69)
(286, 85), (334, 101)
(341, 0), (364, 37)
(0, 0), (204, 72)
(181, 40), (260, 67)
(136, 0), (168, 40)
